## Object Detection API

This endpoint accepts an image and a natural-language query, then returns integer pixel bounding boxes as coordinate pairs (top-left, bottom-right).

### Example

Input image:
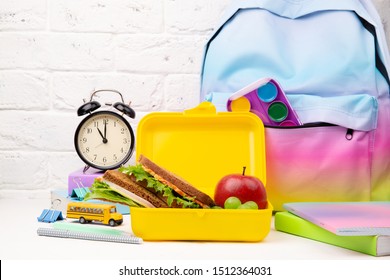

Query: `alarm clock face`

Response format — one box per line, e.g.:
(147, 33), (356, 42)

(74, 111), (135, 170)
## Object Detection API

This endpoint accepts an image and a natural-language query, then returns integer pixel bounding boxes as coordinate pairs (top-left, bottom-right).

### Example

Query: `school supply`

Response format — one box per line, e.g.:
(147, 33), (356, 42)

(68, 167), (103, 196)
(226, 78), (302, 126)
(37, 199), (64, 223)
(70, 177), (91, 200)
(37, 209), (64, 223)
(53, 221), (129, 236)
(283, 201), (390, 236)
(201, 0), (390, 211)
(37, 227), (143, 245)
(275, 211), (390, 257)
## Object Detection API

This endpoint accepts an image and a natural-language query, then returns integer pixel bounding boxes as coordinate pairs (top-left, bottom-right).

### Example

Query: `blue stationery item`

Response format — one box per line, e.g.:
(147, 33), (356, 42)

(70, 176), (91, 200)
(68, 167), (103, 196)
(70, 187), (90, 200)
(37, 209), (64, 223)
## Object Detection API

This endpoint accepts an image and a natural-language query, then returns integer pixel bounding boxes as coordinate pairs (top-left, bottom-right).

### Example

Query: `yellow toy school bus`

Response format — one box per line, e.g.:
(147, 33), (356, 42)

(66, 202), (123, 227)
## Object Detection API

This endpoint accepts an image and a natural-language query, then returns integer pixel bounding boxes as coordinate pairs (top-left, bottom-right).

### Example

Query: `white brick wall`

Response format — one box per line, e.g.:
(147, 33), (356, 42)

(0, 0), (389, 198)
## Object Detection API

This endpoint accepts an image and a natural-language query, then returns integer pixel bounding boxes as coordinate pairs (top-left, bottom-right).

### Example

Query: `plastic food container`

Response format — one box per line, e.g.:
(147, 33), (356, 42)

(130, 102), (272, 241)
(227, 78), (302, 127)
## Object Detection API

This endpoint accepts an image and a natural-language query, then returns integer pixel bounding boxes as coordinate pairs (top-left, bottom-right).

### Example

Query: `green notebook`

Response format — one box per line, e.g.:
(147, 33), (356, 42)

(275, 212), (390, 257)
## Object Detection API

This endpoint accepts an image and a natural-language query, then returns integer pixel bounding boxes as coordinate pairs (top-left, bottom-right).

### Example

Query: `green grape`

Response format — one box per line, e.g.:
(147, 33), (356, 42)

(211, 206), (223, 209)
(237, 204), (251, 209)
(224, 197), (242, 209)
(238, 201), (258, 210)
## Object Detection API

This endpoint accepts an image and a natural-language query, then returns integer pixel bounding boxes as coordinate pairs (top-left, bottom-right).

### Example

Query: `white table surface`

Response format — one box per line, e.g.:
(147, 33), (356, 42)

(1, 198), (389, 261)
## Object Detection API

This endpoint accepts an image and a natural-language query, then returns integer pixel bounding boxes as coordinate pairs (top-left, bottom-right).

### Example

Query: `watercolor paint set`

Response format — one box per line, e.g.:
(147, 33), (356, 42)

(227, 78), (302, 127)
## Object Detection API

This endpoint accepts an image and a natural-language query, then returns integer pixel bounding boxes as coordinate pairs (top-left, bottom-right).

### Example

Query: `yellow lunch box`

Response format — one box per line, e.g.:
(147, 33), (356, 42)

(130, 102), (273, 241)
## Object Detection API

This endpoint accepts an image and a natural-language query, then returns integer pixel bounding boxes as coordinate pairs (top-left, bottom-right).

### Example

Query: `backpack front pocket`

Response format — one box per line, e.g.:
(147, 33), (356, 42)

(266, 94), (378, 211)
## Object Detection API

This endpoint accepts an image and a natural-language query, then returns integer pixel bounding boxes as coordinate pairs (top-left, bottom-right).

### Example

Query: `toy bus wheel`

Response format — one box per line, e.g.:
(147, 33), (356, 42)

(109, 219), (116, 227)
(79, 217), (86, 224)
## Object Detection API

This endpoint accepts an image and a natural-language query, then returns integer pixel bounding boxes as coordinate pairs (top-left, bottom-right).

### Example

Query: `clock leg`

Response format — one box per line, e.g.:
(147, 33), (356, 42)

(83, 165), (91, 173)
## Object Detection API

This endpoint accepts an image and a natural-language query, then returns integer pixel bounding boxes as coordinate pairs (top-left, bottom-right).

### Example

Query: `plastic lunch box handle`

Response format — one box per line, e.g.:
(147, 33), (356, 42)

(184, 102), (217, 115)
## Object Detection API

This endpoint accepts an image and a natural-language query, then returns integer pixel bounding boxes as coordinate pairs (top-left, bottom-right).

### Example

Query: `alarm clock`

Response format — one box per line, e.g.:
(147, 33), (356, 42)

(74, 89), (136, 172)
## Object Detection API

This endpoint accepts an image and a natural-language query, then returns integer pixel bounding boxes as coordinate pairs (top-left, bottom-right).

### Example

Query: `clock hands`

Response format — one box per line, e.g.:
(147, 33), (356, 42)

(104, 119), (107, 139)
(97, 125), (108, 144)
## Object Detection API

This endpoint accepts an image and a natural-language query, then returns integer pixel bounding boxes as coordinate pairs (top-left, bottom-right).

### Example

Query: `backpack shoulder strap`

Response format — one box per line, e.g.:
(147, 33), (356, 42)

(357, 14), (390, 86)
(358, 0), (390, 82)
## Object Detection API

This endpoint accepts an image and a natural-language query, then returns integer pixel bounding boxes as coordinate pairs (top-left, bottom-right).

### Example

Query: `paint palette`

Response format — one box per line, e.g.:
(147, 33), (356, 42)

(227, 78), (302, 127)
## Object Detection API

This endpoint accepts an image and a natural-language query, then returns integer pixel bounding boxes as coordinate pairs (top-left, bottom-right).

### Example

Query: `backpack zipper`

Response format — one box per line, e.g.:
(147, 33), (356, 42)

(345, 128), (354, 140)
(265, 122), (354, 140)
(264, 122), (335, 129)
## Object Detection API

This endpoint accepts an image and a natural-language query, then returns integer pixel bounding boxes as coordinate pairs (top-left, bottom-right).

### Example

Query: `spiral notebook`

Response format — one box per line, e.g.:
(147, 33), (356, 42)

(283, 202), (390, 236)
(37, 223), (143, 245)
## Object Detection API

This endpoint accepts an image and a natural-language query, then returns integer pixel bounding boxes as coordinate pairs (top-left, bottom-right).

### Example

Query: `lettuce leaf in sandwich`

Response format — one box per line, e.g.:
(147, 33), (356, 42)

(84, 179), (145, 208)
(119, 164), (200, 208)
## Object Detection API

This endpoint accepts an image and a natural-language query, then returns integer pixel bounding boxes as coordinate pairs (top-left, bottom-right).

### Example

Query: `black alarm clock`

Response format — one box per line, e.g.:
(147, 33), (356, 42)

(74, 89), (135, 172)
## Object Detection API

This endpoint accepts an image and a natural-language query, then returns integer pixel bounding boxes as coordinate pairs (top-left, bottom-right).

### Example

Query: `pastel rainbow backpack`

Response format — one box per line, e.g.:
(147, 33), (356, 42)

(200, 0), (390, 211)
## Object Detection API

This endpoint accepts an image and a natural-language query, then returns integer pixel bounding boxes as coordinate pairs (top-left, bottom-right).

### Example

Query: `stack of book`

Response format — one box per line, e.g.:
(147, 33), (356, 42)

(275, 202), (390, 257)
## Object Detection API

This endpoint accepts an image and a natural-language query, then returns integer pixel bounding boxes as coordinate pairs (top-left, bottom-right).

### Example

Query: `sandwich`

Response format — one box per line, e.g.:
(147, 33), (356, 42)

(84, 155), (215, 209)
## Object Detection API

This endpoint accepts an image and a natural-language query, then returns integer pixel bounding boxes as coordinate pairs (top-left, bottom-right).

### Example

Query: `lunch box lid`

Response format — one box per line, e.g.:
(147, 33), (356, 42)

(136, 101), (266, 197)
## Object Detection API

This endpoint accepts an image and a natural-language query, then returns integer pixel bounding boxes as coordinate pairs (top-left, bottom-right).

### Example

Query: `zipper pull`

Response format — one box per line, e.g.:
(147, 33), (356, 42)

(345, 128), (354, 140)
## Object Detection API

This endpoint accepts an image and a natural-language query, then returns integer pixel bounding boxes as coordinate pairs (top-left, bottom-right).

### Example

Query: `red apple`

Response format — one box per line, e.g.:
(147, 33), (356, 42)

(214, 167), (267, 209)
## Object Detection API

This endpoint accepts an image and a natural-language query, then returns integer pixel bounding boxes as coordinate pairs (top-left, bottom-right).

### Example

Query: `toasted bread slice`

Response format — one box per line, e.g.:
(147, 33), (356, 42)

(138, 155), (215, 208)
(103, 170), (168, 208)
(127, 173), (185, 208)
